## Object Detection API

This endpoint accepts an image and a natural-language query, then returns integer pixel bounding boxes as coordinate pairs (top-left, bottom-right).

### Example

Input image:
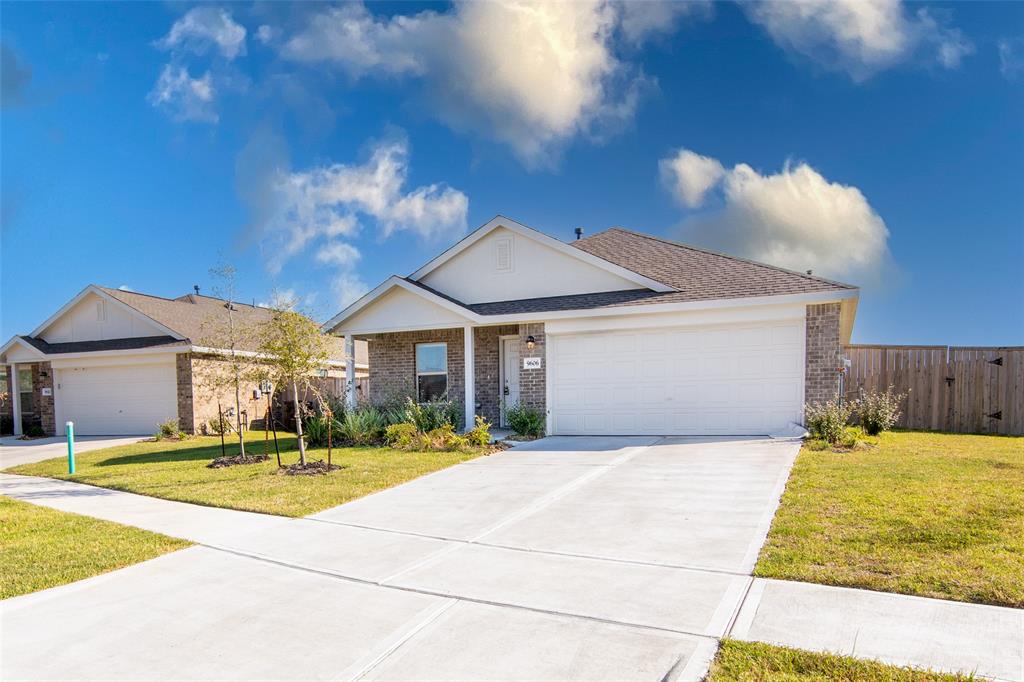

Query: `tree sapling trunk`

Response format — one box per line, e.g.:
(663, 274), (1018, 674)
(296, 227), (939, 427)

(292, 379), (306, 466)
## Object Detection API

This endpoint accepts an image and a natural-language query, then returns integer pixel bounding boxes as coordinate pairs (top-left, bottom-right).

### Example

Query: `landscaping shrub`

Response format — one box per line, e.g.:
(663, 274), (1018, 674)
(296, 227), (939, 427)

(384, 422), (418, 449)
(24, 424), (46, 438)
(205, 417), (229, 436)
(404, 396), (461, 432)
(154, 418), (186, 441)
(465, 416), (492, 447)
(504, 403), (545, 438)
(338, 406), (387, 445)
(385, 419), (486, 452)
(856, 387), (906, 435)
(804, 399), (855, 445)
(302, 413), (342, 448)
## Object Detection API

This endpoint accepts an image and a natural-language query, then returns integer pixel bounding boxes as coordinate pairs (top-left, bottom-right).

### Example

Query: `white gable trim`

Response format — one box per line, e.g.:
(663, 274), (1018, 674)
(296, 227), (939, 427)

(322, 276), (479, 334)
(0, 336), (48, 362)
(30, 285), (185, 340)
(409, 216), (675, 293)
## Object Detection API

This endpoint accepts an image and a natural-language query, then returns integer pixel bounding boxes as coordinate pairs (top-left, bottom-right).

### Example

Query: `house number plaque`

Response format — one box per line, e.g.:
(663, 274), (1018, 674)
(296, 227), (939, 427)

(523, 357), (542, 370)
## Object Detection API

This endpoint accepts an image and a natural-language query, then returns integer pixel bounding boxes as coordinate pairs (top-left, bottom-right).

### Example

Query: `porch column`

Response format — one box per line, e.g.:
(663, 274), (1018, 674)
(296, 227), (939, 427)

(463, 324), (474, 431)
(10, 363), (22, 436)
(344, 334), (357, 410)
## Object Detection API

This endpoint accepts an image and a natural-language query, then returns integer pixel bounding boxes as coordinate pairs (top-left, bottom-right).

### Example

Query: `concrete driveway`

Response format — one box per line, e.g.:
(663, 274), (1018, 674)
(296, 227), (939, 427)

(0, 435), (144, 469)
(2, 436), (800, 681)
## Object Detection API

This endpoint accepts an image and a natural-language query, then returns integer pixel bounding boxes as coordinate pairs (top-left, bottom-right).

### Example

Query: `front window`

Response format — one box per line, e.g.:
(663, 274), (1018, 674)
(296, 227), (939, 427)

(18, 367), (34, 414)
(416, 342), (447, 402)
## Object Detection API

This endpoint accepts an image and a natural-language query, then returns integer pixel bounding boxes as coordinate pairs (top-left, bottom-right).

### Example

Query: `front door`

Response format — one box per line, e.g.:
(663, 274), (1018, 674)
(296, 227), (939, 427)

(500, 337), (520, 427)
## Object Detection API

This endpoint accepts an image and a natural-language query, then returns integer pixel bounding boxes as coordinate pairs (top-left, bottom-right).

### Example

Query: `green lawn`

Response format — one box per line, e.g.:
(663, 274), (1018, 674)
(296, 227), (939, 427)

(5, 432), (487, 517)
(756, 430), (1024, 608)
(708, 640), (971, 681)
(1, 495), (190, 599)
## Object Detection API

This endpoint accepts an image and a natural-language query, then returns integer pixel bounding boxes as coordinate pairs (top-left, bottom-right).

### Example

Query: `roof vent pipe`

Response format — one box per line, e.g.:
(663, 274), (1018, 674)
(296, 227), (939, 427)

(193, 285), (200, 295)
(574, 227), (584, 240)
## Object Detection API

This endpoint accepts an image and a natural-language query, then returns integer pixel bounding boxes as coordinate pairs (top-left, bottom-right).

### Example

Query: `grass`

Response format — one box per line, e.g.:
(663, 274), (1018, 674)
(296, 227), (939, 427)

(707, 640), (971, 681)
(5, 431), (487, 517)
(756, 430), (1024, 608)
(1, 495), (190, 599)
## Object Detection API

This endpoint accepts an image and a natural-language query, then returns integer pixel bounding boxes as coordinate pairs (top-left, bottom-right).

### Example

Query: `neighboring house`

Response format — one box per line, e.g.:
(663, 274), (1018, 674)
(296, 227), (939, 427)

(325, 216), (858, 436)
(0, 286), (368, 436)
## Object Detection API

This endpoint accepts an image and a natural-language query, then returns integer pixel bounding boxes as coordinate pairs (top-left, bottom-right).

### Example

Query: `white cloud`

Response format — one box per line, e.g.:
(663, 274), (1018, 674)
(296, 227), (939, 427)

(615, 0), (711, 44)
(659, 149), (725, 208)
(999, 38), (1024, 80)
(117, 284), (134, 292)
(147, 64), (217, 122)
(330, 272), (370, 308)
(281, 1), (701, 167)
(746, 0), (972, 80)
(256, 25), (278, 46)
(316, 241), (361, 267)
(243, 132), (467, 308)
(661, 149), (891, 283)
(158, 7), (247, 60)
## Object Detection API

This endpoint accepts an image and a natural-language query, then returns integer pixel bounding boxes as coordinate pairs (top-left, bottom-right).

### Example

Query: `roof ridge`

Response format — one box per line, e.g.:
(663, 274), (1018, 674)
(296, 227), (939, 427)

(601, 227), (857, 290)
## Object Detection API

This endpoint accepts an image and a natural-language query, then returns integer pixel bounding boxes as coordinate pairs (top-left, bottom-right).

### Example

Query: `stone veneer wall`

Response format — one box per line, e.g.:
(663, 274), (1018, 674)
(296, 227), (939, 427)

(176, 353), (195, 433)
(517, 323), (546, 414)
(805, 303), (842, 409)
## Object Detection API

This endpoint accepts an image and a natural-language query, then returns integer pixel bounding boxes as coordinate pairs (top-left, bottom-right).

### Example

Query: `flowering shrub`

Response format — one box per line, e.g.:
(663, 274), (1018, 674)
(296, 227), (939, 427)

(856, 387), (906, 435)
(805, 399), (856, 445)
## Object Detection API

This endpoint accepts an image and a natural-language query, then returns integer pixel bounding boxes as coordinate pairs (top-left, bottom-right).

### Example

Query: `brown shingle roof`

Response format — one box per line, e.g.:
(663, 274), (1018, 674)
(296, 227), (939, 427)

(569, 228), (856, 304)
(97, 287), (366, 364)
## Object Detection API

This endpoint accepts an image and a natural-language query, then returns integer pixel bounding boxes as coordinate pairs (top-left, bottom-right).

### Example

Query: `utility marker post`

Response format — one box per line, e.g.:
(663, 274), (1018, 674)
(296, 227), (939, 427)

(66, 421), (75, 474)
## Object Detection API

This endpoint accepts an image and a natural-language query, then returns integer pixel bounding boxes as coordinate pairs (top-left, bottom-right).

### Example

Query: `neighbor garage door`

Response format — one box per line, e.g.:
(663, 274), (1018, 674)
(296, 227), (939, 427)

(548, 321), (804, 435)
(55, 361), (178, 435)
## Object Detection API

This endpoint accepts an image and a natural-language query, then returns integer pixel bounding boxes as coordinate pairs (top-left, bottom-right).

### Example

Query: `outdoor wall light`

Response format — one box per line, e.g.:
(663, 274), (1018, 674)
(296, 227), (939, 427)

(526, 335), (536, 351)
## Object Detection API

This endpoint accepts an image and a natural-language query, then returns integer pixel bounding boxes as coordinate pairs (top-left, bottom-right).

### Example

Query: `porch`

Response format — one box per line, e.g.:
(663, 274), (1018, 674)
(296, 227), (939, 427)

(347, 324), (547, 429)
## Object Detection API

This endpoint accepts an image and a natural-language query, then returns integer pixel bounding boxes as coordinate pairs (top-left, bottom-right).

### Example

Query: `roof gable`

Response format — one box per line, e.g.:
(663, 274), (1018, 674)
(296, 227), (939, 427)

(34, 286), (183, 343)
(411, 216), (674, 303)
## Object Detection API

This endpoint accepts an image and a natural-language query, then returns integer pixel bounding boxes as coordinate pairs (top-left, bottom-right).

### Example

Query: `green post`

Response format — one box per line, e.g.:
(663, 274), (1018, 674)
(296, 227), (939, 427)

(66, 421), (75, 474)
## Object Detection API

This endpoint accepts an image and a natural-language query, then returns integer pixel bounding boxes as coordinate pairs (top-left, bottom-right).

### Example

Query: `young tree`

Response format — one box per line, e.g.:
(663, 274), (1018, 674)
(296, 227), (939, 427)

(199, 264), (256, 459)
(257, 307), (329, 466)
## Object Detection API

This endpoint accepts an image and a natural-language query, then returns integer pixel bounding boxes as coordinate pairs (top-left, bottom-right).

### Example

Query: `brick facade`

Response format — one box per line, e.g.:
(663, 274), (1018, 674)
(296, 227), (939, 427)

(473, 325), (519, 425)
(517, 323), (546, 414)
(176, 352), (269, 435)
(33, 362), (56, 436)
(365, 323), (547, 428)
(805, 303), (842, 408)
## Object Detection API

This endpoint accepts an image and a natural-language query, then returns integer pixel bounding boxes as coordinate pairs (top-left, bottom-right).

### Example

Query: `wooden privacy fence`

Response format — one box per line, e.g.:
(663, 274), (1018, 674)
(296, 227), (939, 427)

(843, 345), (1024, 435)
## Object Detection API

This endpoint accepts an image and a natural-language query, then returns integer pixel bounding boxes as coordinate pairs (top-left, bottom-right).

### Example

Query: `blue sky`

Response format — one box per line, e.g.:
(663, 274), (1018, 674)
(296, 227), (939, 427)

(2, 1), (1021, 344)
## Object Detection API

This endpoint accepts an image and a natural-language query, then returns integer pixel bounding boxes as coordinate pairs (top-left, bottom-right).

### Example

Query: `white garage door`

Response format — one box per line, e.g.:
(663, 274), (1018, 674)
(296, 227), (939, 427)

(549, 321), (804, 436)
(56, 361), (178, 435)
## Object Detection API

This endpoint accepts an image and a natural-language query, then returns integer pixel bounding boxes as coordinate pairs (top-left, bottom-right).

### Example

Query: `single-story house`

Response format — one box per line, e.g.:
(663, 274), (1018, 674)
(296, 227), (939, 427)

(325, 216), (858, 436)
(0, 285), (368, 436)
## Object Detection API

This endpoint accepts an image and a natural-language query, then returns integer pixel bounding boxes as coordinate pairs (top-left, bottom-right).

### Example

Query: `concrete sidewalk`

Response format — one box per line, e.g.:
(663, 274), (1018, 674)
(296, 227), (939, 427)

(2, 437), (1023, 681)
(0, 436), (144, 469)
(732, 578), (1024, 682)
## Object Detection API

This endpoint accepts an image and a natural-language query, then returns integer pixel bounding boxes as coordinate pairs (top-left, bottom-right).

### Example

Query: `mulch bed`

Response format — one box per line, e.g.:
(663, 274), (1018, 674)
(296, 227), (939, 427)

(207, 453), (270, 468)
(280, 460), (344, 476)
